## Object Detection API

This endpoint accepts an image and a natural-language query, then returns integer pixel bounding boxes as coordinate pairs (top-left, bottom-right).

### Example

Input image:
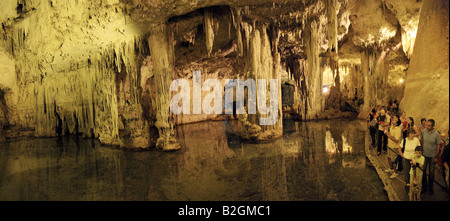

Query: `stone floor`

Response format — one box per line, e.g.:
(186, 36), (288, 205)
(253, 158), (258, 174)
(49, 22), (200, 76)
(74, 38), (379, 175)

(365, 143), (449, 201)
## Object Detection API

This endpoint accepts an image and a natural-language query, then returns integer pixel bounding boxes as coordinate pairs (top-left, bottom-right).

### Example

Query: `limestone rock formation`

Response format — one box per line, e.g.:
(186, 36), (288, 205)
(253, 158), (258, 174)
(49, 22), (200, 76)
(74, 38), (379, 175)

(401, 0), (449, 133)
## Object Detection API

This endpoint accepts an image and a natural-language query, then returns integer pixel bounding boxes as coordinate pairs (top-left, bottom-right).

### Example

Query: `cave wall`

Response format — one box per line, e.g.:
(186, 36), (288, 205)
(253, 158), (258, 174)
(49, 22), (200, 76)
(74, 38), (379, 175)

(401, 0), (449, 132)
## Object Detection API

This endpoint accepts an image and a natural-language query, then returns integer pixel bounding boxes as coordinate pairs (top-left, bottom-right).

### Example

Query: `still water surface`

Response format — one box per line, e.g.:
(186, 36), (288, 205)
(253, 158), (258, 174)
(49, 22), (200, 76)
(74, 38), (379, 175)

(0, 119), (387, 201)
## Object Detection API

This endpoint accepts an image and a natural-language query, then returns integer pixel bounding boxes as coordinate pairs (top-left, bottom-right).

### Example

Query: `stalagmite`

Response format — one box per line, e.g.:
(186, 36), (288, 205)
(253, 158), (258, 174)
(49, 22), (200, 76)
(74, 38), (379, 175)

(148, 22), (181, 151)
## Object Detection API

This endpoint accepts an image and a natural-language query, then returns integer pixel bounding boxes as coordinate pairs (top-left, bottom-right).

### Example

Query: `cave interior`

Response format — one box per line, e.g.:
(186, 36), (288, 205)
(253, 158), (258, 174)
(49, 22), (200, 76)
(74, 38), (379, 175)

(0, 0), (448, 151)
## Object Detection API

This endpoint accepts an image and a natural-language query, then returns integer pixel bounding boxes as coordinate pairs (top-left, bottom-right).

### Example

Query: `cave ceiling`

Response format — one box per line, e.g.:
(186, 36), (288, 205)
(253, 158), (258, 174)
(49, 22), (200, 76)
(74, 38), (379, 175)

(124, 0), (420, 69)
(0, 0), (421, 78)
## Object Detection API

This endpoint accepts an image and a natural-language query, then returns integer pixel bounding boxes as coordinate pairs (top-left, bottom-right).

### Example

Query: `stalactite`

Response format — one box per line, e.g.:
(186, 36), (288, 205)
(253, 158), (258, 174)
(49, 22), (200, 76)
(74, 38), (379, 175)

(204, 8), (215, 57)
(325, 0), (340, 112)
(30, 61), (122, 146)
(401, 25), (418, 59)
(242, 22), (252, 57)
(326, 0), (338, 54)
(231, 7), (244, 57)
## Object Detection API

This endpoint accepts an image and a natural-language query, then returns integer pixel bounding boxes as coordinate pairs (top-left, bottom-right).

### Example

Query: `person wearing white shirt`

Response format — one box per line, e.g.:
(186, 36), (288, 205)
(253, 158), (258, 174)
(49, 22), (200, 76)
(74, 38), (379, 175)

(399, 128), (421, 191)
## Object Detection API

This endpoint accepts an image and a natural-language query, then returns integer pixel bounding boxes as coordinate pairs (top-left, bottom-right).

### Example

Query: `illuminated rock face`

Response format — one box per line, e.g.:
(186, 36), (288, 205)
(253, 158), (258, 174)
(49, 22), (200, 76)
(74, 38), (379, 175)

(401, 0), (449, 132)
(0, 0), (447, 149)
(0, 0), (146, 148)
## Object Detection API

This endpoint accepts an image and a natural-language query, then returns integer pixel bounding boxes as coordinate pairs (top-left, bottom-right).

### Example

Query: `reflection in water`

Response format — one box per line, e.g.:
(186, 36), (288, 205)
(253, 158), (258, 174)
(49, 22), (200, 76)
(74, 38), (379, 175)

(0, 119), (387, 201)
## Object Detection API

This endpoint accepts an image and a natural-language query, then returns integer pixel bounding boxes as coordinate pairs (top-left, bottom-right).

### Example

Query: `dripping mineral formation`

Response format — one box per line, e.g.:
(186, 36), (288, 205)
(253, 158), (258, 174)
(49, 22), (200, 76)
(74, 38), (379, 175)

(0, 0), (448, 150)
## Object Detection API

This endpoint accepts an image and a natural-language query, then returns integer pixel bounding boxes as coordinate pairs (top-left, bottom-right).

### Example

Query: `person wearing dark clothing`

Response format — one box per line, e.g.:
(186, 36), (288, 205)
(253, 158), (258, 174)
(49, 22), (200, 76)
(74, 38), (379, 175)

(441, 130), (449, 187)
(368, 108), (377, 147)
(392, 100), (399, 115)
(388, 100), (393, 113)
(420, 119), (441, 195)
(376, 109), (389, 155)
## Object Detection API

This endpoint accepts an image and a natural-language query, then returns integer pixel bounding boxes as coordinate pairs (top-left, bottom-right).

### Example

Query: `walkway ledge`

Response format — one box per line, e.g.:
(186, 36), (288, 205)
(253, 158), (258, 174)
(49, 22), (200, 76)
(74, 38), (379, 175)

(365, 143), (405, 201)
(365, 137), (449, 201)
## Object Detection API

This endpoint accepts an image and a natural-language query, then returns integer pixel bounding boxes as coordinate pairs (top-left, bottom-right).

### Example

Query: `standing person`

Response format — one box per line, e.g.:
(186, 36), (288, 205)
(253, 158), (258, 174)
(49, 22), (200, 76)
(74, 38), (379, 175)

(399, 129), (421, 191)
(400, 113), (407, 143)
(405, 117), (421, 137)
(392, 100), (399, 115)
(368, 108), (378, 148)
(437, 132), (447, 180)
(385, 110), (391, 127)
(376, 109), (388, 156)
(410, 146), (425, 201)
(400, 112), (407, 130)
(388, 100), (393, 113)
(385, 115), (402, 178)
(384, 110), (391, 153)
(441, 130), (449, 187)
(420, 119), (441, 195)
(397, 114), (409, 174)
(420, 118), (427, 135)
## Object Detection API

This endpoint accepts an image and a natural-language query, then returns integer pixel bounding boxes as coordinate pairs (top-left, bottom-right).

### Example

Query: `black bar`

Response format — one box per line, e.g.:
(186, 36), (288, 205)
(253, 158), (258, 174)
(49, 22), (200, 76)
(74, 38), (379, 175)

(0, 201), (448, 219)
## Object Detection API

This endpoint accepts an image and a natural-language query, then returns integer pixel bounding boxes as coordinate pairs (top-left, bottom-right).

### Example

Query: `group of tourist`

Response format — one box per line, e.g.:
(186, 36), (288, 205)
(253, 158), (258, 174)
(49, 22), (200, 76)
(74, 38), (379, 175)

(367, 104), (449, 200)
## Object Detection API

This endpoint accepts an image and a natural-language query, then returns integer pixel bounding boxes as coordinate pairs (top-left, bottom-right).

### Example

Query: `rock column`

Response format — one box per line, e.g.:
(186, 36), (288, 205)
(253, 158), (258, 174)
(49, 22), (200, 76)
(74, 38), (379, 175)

(361, 49), (371, 113)
(148, 23), (181, 151)
(305, 20), (323, 120)
(239, 23), (282, 141)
